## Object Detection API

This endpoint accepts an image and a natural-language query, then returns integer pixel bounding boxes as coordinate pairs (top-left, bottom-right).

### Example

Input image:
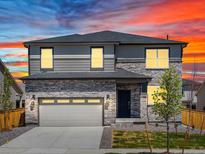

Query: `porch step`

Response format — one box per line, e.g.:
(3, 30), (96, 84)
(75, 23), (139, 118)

(114, 118), (146, 128)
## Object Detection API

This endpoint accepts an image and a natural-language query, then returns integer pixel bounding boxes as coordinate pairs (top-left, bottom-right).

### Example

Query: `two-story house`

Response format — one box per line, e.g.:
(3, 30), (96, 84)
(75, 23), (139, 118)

(21, 31), (187, 126)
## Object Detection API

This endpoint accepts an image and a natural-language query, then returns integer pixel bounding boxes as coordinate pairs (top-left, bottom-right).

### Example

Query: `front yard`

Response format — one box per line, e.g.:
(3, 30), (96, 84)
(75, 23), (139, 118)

(112, 130), (205, 149)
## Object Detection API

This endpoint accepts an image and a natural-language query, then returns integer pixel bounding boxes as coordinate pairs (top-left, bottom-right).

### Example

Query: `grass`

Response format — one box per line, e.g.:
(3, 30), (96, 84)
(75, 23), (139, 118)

(112, 130), (205, 149)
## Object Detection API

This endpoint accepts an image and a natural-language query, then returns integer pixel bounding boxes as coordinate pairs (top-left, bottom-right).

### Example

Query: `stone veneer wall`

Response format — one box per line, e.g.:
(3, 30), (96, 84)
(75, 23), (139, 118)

(117, 84), (141, 118)
(116, 62), (182, 122)
(25, 80), (116, 125)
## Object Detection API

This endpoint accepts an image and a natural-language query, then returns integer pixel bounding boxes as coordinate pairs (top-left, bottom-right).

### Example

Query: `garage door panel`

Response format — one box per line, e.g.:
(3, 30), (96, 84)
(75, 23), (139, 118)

(39, 105), (102, 127)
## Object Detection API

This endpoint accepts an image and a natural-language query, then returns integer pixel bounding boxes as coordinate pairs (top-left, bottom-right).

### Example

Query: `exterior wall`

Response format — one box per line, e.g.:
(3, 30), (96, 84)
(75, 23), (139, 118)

(0, 71), (20, 109)
(197, 86), (205, 111)
(117, 84), (141, 118)
(25, 80), (116, 125)
(29, 44), (115, 74)
(116, 62), (182, 121)
(116, 44), (182, 59)
(181, 90), (197, 104)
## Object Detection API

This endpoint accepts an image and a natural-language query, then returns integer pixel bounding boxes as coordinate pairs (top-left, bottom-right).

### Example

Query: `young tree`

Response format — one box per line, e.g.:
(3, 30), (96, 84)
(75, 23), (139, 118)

(0, 68), (14, 130)
(152, 66), (183, 153)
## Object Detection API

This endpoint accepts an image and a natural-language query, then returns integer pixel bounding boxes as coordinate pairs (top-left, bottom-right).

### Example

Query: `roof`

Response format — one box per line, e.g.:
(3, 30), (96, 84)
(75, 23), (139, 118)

(24, 30), (187, 46)
(0, 59), (23, 95)
(196, 80), (205, 95)
(183, 79), (201, 87)
(20, 69), (151, 81)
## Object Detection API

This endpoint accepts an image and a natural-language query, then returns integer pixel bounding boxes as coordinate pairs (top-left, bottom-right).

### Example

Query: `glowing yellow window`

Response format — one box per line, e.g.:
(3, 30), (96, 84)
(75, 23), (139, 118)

(146, 49), (157, 68)
(42, 99), (55, 104)
(147, 86), (164, 105)
(158, 49), (169, 68)
(87, 99), (101, 103)
(146, 49), (169, 69)
(91, 48), (103, 69)
(41, 48), (53, 69)
(72, 99), (85, 103)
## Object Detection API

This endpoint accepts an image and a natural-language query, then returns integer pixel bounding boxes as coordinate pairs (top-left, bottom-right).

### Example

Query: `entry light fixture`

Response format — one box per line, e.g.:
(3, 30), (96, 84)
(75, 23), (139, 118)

(32, 95), (35, 100)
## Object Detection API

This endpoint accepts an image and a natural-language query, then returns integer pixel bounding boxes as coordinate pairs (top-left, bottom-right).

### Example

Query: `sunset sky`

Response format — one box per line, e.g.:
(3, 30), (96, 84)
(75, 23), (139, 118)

(0, 0), (205, 83)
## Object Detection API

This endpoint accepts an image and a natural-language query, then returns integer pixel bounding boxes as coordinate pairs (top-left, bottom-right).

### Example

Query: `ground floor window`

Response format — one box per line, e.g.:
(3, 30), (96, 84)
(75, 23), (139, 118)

(147, 86), (160, 105)
(147, 86), (164, 105)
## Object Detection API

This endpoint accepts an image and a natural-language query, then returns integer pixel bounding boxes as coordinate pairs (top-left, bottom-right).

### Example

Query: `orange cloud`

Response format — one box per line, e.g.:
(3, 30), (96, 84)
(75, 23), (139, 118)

(4, 53), (27, 58)
(12, 72), (28, 85)
(11, 72), (28, 78)
(127, 1), (205, 26)
(182, 74), (205, 82)
(5, 61), (28, 66)
(183, 52), (205, 64)
(0, 42), (24, 48)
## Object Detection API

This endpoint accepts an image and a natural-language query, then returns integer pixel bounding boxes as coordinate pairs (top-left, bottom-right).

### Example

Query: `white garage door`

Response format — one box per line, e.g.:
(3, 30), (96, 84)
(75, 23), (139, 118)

(39, 98), (103, 127)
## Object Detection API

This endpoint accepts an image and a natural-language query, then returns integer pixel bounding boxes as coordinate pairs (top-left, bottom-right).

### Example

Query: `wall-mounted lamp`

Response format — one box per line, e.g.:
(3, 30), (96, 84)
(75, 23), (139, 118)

(106, 94), (110, 99)
(32, 95), (35, 100)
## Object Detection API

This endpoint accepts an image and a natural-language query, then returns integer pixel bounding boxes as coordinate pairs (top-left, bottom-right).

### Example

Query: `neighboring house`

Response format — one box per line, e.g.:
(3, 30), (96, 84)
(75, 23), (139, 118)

(182, 79), (201, 108)
(0, 59), (23, 109)
(196, 80), (205, 111)
(21, 31), (187, 126)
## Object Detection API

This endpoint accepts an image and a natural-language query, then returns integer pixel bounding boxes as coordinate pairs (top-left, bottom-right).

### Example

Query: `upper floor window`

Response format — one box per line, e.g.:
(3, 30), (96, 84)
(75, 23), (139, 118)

(91, 47), (103, 69)
(41, 48), (53, 70)
(146, 49), (169, 69)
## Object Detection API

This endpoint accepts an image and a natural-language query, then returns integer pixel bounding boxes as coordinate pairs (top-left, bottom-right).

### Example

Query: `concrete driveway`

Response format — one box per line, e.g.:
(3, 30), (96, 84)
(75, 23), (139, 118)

(0, 127), (103, 153)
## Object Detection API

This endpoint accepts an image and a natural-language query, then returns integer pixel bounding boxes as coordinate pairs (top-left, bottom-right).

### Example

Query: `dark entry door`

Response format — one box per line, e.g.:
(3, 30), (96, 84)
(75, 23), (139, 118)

(117, 90), (131, 118)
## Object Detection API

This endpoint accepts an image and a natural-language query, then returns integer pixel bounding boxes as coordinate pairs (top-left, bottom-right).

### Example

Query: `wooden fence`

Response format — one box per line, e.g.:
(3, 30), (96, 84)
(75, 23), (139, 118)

(0, 108), (25, 131)
(182, 109), (205, 130)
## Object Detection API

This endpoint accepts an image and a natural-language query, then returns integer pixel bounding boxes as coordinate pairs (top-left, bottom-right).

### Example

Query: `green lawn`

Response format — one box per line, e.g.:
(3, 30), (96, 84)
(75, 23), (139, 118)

(112, 130), (205, 149)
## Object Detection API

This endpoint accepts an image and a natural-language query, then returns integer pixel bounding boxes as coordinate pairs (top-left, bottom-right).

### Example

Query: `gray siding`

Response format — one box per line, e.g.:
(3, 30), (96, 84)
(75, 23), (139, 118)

(29, 44), (115, 74)
(197, 86), (205, 111)
(30, 44), (114, 55)
(116, 44), (182, 60)
(29, 43), (182, 74)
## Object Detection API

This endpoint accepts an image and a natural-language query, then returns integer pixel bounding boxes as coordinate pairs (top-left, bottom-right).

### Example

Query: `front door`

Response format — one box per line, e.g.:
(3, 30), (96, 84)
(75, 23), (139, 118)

(117, 90), (131, 118)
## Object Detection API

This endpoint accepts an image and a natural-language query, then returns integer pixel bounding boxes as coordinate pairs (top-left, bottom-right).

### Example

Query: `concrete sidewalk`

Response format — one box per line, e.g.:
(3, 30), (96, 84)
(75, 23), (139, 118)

(0, 148), (205, 154)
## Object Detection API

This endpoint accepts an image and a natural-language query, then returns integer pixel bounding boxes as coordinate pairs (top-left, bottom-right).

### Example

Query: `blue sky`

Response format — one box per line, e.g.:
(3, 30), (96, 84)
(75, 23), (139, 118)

(0, 0), (205, 81)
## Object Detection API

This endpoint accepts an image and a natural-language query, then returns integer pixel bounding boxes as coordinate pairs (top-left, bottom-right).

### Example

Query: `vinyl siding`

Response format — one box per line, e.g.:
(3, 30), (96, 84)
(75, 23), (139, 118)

(30, 58), (114, 74)
(29, 44), (115, 74)
(116, 44), (182, 62)
(197, 86), (205, 111)
(29, 43), (183, 74)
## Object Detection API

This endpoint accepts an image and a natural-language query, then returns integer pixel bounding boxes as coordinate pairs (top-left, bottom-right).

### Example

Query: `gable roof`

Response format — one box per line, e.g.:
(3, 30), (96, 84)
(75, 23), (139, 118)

(24, 30), (187, 46)
(196, 80), (205, 96)
(20, 68), (151, 81)
(182, 79), (201, 90)
(0, 59), (23, 95)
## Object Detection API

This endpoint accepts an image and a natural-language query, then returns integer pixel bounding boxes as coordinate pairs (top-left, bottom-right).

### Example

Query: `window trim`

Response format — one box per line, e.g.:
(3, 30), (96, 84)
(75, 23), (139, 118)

(40, 47), (54, 71)
(90, 46), (104, 71)
(145, 47), (170, 69)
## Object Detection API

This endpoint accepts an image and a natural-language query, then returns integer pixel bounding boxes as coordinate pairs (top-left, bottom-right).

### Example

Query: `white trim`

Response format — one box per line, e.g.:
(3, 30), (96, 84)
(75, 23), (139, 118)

(55, 55), (90, 59)
(30, 55), (40, 59)
(117, 58), (144, 60)
(30, 54), (114, 59)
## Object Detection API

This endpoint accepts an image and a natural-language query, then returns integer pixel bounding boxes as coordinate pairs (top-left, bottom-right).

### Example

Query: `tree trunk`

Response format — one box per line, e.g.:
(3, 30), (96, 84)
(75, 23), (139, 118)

(166, 121), (170, 153)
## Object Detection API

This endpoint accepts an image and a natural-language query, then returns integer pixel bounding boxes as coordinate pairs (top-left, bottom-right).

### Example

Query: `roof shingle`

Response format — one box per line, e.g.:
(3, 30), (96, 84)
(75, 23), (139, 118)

(24, 30), (187, 45)
(21, 69), (151, 80)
